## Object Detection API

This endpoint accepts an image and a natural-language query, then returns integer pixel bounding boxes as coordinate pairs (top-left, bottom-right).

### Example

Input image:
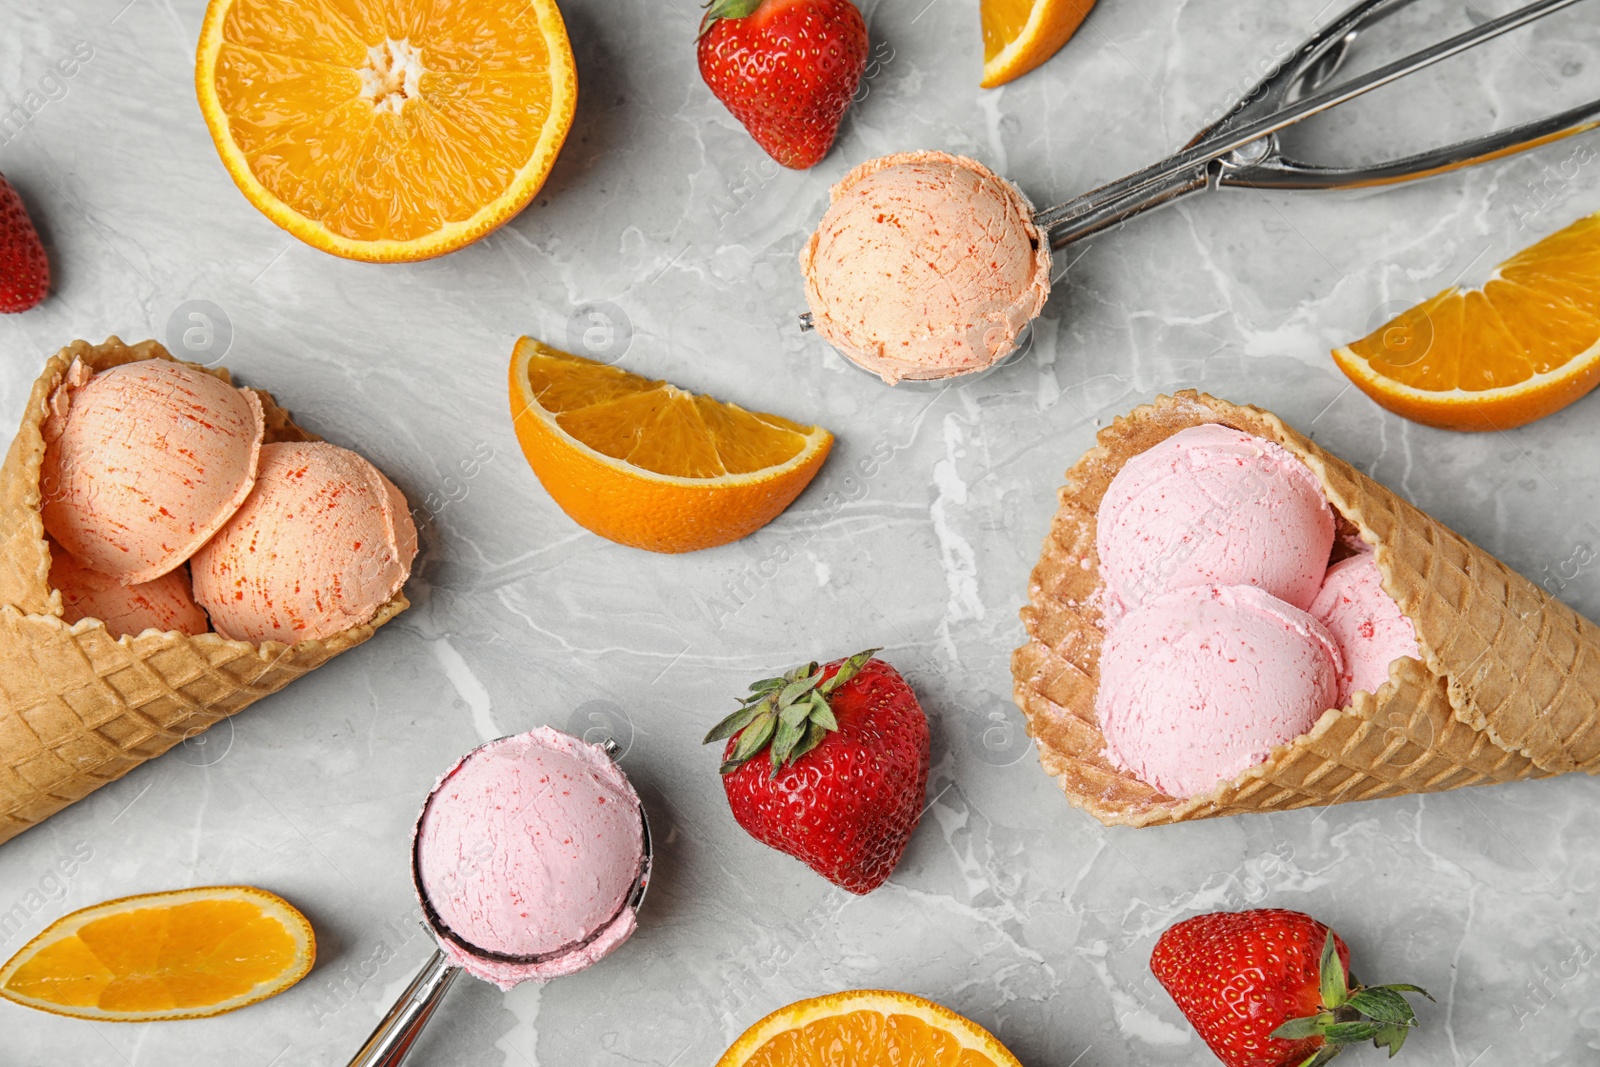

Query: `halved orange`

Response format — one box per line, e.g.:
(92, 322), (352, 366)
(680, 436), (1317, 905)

(981, 0), (1097, 88)
(1333, 211), (1600, 431)
(196, 0), (577, 262)
(0, 886), (315, 1022)
(509, 338), (833, 553)
(717, 990), (1024, 1067)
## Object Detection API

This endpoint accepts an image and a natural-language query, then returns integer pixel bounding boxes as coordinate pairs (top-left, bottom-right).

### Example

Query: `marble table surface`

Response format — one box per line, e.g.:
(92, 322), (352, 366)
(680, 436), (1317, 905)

(3, 0), (1600, 1063)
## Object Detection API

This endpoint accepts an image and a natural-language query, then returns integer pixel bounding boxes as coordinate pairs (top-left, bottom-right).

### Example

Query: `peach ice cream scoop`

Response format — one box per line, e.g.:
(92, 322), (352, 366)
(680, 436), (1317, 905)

(191, 441), (416, 644)
(49, 539), (208, 639)
(800, 150), (1051, 385)
(40, 358), (264, 585)
(1096, 584), (1342, 799)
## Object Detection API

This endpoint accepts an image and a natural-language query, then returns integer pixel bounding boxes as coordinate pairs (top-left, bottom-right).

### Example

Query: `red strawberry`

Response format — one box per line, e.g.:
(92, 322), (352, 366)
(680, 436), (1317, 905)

(697, 0), (869, 169)
(1151, 909), (1432, 1067)
(704, 649), (929, 893)
(0, 174), (48, 313)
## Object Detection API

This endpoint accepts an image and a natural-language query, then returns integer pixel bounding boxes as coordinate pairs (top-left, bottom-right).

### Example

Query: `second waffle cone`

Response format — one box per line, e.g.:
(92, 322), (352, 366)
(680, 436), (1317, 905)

(1012, 390), (1600, 827)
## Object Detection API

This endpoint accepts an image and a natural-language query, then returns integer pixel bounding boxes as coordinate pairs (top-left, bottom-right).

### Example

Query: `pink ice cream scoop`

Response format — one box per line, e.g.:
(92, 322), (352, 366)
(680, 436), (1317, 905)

(1096, 424), (1335, 612)
(800, 150), (1052, 385)
(40, 358), (264, 585)
(1097, 584), (1342, 799)
(49, 539), (208, 639)
(1310, 553), (1421, 705)
(190, 441), (416, 644)
(412, 727), (648, 989)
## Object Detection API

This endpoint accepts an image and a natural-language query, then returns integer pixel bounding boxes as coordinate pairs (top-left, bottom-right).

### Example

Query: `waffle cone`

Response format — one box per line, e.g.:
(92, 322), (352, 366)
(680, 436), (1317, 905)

(0, 339), (408, 846)
(1012, 391), (1600, 827)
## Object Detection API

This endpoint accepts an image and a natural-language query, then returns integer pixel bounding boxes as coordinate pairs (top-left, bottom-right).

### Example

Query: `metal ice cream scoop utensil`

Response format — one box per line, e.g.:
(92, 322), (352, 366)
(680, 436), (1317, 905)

(345, 738), (651, 1067)
(800, 0), (1598, 334)
(1035, 0), (1598, 248)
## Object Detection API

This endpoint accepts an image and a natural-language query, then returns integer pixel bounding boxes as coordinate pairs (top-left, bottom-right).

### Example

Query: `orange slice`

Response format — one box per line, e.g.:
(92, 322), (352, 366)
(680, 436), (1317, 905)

(716, 989), (1024, 1067)
(981, 0), (1097, 89)
(196, 0), (577, 262)
(0, 886), (315, 1022)
(1333, 211), (1600, 431)
(508, 338), (833, 554)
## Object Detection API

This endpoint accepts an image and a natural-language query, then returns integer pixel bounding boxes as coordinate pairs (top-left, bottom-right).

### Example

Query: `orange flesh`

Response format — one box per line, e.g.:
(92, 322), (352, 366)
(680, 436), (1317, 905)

(982, 0), (1035, 61)
(523, 345), (811, 478)
(5, 899), (299, 1013)
(210, 0), (560, 243)
(741, 1009), (1004, 1067)
(1346, 214), (1600, 394)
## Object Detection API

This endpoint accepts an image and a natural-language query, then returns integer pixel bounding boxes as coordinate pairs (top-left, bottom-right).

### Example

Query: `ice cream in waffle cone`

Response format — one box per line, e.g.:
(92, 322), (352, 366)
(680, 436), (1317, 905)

(0, 338), (409, 846)
(1012, 390), (1600, 827)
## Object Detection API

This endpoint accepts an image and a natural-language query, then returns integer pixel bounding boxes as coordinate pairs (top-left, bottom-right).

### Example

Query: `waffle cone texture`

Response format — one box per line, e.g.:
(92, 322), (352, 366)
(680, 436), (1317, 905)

(0, 339), (408, 845)
(1012, 390), (1600, 827)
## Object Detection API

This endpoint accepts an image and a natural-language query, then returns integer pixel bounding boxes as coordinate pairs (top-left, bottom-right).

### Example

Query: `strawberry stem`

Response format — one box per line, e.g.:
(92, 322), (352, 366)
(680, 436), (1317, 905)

(1319, 931), (1349, 1009)
(696, 0), (765, 40)
(703, 649), (880, 776)
(1273, 931), (1433, 1062)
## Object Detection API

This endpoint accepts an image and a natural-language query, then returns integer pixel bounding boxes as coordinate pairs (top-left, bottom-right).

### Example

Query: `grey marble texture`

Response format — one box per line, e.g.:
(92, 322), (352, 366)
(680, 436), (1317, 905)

(2, 0), (1600, 1063)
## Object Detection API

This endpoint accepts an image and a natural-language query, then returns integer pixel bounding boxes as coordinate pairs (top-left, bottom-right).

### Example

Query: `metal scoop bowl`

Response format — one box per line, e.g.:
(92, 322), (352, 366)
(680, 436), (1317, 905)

(346, 735), (651, 1067)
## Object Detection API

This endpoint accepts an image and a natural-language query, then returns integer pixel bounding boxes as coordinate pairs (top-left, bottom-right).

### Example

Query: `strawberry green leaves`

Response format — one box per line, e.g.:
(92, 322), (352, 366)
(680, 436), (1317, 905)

(705, 649), (880, 776)
(1319, 930), (1348, 1011)
(1348, 986), (1427, 1023)
(697, 0), (764, 39)
(1273, 932), (1432, 1063)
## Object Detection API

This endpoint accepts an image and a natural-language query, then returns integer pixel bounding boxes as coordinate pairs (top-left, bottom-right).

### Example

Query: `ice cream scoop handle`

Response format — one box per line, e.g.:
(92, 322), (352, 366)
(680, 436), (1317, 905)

(1036, 0), (1591, 248)
(346, 949), (462, 1067)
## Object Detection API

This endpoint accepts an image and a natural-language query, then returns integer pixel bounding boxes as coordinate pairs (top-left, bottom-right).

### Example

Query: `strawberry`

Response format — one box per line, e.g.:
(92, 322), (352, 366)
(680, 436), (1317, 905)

(1151, 909), (1432, 1067)
(0, 174), (48, 313)
(704, 649), (929, 893)
(697, 0), (869, 170)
